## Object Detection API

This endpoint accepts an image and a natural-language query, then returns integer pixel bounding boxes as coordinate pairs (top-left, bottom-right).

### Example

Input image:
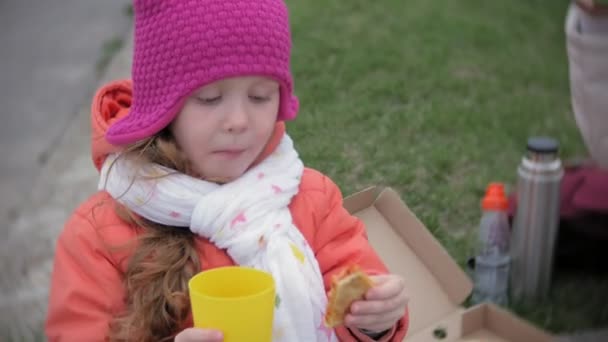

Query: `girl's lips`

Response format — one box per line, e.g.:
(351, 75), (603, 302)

(212, 149), (246, 159)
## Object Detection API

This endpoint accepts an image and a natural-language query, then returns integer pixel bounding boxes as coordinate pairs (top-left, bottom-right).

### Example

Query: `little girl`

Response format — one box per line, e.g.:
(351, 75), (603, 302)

(45, 1), (409, 341)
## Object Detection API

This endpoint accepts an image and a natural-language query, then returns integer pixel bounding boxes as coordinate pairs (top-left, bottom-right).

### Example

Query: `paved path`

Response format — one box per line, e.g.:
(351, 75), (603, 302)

(0, 0), (131, 228)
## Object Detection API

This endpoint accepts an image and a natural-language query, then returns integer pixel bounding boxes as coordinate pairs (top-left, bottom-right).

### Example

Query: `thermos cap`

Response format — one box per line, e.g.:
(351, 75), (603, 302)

(527, 136), (559, 154)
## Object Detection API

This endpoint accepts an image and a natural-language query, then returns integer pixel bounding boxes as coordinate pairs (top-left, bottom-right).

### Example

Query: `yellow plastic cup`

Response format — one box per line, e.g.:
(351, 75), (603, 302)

(188, 266), (276, 342)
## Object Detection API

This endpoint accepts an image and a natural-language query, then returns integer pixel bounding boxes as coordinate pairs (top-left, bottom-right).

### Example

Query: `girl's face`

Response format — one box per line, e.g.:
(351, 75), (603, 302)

(171, 76), (280, 182)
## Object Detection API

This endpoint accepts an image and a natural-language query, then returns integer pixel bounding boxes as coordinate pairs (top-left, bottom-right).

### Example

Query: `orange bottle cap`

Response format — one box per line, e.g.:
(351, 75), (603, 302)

(482, 182), (509, 211)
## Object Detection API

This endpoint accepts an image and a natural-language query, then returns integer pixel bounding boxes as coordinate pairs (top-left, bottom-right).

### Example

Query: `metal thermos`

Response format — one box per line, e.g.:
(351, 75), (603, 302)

(510, 137), (564, 302)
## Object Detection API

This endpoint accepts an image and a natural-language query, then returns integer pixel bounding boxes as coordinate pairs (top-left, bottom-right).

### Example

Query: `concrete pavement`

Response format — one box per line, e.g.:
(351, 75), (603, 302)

(0, 0), (131, 230)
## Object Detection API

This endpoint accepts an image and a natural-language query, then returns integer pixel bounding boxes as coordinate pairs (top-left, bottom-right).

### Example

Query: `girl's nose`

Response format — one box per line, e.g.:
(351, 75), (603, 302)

(223, 101), (249, 133)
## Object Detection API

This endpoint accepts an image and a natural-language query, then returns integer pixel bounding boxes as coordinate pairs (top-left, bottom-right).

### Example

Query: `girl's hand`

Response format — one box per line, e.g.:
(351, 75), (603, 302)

(344, 274), (409, 333)
(175, 328), (223, 342)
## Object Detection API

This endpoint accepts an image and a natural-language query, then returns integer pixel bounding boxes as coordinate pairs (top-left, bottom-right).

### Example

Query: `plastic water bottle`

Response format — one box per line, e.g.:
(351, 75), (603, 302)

(472, 183), (511, 306)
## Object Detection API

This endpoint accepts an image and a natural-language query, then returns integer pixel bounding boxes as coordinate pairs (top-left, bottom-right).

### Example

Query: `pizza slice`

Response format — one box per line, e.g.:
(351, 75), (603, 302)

(324, 265), (374, 328)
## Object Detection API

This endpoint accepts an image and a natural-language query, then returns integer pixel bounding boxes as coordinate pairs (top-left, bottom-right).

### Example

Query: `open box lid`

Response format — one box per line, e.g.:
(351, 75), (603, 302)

(343, 186), (474, 335)
(460, 303), (553, 342)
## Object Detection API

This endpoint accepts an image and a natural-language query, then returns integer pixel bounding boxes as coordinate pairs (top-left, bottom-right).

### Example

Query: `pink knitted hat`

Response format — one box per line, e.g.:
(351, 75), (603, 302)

(106, 0), (299, 145)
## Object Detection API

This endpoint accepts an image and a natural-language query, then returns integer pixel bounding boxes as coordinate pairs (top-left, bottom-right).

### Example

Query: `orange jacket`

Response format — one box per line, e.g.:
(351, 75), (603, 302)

(45, 80), (409, 341)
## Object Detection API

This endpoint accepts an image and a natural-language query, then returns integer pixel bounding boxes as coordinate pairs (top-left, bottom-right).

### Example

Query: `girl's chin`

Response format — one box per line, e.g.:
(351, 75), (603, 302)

(193, 167), (248, 184)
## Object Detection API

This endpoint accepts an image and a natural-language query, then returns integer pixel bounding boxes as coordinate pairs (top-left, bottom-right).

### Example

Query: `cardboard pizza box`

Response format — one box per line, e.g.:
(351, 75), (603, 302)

(343, 187), (553, 342)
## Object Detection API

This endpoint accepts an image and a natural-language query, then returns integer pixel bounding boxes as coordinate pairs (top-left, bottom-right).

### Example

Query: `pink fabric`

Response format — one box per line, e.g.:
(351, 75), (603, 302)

(106, 0), (299, 145)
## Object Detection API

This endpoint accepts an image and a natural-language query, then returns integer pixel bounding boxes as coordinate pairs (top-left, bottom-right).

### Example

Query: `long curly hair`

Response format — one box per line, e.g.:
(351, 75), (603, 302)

(106, 129), (202, 341)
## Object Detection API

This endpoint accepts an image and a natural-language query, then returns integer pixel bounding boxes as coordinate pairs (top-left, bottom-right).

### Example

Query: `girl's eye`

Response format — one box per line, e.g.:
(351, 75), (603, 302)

(196, 96), (221, 104)
(249, 95), (270, 103)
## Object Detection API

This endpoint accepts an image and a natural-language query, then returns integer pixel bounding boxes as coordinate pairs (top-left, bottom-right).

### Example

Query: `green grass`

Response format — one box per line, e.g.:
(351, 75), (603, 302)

(95, 4), (133, 75)
(286, 0), (607, 335)
(123, 3), (134, 18)
(96, 36), (124, 75)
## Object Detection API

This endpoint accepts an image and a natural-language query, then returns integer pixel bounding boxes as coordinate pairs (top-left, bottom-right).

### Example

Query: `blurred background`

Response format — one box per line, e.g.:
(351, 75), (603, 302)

(1, 0), (607, 340)
(0, 0), (131, 228)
